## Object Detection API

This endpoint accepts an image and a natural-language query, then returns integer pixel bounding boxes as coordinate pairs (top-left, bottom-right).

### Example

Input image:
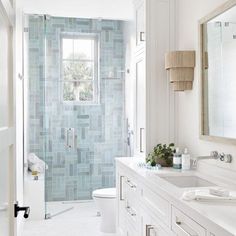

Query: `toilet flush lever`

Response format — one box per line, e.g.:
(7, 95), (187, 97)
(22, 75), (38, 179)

(14, 202), (30, 218)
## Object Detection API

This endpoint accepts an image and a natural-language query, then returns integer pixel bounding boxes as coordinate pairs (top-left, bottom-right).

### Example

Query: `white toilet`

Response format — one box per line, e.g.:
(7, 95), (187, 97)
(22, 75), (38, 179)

(92, 188), (116, 233)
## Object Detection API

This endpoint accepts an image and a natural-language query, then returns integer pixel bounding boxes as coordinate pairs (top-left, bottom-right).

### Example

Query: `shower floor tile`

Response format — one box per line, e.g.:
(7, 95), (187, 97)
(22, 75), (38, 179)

(23, 201), (116, 236)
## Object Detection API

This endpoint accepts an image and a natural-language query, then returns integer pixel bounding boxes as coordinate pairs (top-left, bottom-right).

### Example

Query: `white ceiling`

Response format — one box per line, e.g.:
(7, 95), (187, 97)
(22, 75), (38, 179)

(23, 0), (134, 21)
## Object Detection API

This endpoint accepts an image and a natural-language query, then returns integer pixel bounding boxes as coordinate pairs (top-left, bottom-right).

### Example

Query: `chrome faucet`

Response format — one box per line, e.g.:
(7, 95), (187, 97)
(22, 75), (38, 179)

(192, 151), (232, 168)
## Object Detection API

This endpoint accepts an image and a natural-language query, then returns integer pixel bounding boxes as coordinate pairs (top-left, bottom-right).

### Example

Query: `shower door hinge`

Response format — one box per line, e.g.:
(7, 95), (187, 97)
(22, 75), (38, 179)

(18, 73), (24, 81)
(24, 27), (29, 33)
(45, 213), (51, 219)
(44, 15), (51, 21)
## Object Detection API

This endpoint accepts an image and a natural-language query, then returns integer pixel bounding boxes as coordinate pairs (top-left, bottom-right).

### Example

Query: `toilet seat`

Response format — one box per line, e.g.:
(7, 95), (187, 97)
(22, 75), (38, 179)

(92, 188), (116, 199)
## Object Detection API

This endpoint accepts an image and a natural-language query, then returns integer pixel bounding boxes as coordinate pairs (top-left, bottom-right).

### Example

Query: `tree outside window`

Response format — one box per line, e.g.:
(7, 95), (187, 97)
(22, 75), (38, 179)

(61, 34), (99, 104)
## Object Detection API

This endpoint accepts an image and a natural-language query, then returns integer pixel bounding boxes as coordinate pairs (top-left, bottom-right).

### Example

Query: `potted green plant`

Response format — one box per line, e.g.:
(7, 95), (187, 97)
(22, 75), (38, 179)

(146, 143), (175, 167)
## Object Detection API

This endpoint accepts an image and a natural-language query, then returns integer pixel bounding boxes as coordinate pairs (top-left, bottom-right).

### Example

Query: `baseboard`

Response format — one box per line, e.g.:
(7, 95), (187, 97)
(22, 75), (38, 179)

(17, 217), (25, 236)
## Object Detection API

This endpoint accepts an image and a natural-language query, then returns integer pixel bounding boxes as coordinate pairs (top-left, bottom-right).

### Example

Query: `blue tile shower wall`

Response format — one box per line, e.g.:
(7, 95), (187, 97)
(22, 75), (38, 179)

(28, 16), (126, 201)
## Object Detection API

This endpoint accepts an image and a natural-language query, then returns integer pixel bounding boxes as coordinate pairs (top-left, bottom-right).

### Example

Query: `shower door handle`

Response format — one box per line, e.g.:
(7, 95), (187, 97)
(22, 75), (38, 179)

(65, 128), (75, 149)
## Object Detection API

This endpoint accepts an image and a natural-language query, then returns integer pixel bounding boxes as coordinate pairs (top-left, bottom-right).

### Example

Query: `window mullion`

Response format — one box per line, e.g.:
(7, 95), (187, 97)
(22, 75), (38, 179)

(62, 59), (95, 63)
(64, 79), (94, 82)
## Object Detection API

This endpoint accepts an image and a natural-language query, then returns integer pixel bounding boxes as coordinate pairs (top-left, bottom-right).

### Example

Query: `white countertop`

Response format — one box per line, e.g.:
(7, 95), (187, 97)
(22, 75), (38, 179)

(116, 157), (236, 235)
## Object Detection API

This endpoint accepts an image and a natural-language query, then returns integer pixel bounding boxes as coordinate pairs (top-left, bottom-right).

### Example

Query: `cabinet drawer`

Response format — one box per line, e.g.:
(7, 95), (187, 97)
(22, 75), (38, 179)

(125, 175), (139, 205)
(172, 206), (206, 236)
(141, 185), (170, 226)
(127, 221), (139, 236)
(121, 175), (140, 231)
(125, 184), (139, 230)
(141, 206), (175, 236)
(126, 203), (139, 231)
(125, 176), (138, 193)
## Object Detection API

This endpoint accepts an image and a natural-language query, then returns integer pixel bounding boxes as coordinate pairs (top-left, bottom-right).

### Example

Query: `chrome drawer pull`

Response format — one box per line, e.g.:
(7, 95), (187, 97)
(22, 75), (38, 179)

(126, 206), (136, 216)
(120, 176), (125, 201)
(140, 32), (145, 42)
(176, 220), (198, 236)
(146, 225), (155, 236)
(126, 179), (136, 189)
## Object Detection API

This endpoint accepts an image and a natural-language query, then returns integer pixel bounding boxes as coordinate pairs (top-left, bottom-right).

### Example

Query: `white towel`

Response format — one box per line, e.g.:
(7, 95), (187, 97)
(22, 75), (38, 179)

(182, 189), (236, 202)
(28, 153), (48, 173)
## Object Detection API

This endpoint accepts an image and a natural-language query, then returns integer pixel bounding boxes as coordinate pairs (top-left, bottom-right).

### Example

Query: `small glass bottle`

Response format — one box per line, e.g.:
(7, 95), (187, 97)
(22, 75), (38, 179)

(173, 147), (182, 169)
(182, 148), (191, 170)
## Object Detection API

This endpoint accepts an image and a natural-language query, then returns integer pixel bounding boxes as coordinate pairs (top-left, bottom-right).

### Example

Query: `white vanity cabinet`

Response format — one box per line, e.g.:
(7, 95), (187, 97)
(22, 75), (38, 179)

(125, 176), (139, 232)
(116, 160), (235, 236)
(134, 52), (146, 157)
(116, 164), (174, 236)
(117, 171), (127, 236)
(117, 167), (141, 236)
(140, 183), (170, 227)
(133, 0), (146, 158)
(141, 208), (174, 236)
(132, 0), (176, 158)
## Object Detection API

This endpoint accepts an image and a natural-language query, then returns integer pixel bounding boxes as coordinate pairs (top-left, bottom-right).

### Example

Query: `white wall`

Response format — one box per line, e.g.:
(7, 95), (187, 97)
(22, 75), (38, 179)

(22, 0), (134, 20)
(176, 0), (236, 171)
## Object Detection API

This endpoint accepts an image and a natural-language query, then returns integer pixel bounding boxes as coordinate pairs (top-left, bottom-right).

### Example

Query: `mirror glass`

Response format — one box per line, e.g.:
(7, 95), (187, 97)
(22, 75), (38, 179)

(202, 5), (236, 140)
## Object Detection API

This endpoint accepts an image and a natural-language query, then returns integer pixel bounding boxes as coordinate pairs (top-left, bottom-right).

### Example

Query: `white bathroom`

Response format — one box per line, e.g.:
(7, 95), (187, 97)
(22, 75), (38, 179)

(1, 0), (236, 236)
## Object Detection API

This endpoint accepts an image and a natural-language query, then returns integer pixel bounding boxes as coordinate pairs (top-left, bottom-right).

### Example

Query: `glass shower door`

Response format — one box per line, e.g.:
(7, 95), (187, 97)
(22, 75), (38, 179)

(40, 16), (126, 217)
(43, 17), (84, 217)
(43, 17), (98, 217)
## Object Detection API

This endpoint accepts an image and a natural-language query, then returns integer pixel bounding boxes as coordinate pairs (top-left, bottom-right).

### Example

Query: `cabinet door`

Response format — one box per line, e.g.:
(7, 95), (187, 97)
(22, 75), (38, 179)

(135, 0), (145, 49)
(127, 223), (139, 236)
(172, 206), (206, 236)
(125, 176), (139, 231)
(141, 209), (173, 236)
(116, 172), (127, 236)
(135, 54), (146, 157)
(208, 230), (234, 236)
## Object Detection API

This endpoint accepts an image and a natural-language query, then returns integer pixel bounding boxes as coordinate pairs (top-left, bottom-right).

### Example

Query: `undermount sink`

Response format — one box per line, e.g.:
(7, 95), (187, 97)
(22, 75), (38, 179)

(159, 175), (216, 188)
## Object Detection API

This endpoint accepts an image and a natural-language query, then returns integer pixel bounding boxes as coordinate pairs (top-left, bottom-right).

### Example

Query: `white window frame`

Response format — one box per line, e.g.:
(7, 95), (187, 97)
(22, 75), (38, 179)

(60, 32), (100, 105)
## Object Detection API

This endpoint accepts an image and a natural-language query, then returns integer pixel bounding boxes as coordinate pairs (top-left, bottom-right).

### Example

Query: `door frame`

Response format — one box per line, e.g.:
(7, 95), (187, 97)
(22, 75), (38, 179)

(0, 0), (16, 235)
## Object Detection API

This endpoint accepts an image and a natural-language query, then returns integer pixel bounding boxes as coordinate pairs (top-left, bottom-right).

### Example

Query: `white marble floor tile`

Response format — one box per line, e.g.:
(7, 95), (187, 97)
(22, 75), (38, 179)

(23, 201), (116, 236)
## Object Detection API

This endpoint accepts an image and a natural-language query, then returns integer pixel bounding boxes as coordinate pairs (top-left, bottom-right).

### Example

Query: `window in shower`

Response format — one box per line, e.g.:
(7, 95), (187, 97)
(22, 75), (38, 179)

(61, 33), (99, 104)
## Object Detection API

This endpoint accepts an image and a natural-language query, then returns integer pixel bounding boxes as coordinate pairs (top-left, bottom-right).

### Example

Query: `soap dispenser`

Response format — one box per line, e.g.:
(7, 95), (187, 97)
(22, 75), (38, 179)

(182, 148), (191, 170)
(173, 147), (182, 169)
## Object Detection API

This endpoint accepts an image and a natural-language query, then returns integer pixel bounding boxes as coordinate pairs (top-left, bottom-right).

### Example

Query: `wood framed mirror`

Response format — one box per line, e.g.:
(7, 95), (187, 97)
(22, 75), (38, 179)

(199, 0), (236, 145)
